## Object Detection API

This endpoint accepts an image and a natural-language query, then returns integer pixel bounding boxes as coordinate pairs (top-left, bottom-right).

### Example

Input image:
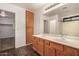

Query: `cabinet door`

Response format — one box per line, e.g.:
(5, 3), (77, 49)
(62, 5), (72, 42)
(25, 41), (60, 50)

(45, 40), (55, 56)
(32, 37), (38, 51)
(26, 11), (34, 44)
(26, 11), (33, 28)
(56, 50), (64, 56)
(37, 38), (44, 55)
(50, 42), (64, 56)
(64, 46), (78, 56)
(26, 28), (32, 43)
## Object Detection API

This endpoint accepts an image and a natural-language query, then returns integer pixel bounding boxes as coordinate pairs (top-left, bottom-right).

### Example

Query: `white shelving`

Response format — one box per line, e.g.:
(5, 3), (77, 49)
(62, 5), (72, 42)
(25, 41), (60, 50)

(0, 23), (13, 26)
(0, 10), (15, 51)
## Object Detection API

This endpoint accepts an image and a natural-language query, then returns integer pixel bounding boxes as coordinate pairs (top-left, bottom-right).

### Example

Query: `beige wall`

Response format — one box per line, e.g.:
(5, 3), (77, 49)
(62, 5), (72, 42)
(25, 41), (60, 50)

(58, 4), (79, 37)
(62, 21), (79, 36)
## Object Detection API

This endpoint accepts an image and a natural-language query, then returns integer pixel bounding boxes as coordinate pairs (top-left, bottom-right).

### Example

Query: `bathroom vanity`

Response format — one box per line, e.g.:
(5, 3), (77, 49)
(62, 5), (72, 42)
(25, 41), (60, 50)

(32, 34), (79, 56)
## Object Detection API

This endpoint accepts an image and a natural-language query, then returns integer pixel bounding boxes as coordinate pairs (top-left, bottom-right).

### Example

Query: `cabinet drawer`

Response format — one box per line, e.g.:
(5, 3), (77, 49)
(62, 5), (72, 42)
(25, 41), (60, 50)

(50, 42), (63, 51)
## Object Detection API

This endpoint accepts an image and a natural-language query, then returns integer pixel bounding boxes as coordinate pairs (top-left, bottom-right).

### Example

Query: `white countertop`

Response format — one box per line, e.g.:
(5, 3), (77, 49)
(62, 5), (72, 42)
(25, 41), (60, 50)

(33, 34), (79, 49)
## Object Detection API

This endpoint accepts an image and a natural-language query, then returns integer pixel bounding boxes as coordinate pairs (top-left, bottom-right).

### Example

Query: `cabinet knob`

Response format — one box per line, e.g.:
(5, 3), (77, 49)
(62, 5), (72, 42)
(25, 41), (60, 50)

(46, 42), (50, 46)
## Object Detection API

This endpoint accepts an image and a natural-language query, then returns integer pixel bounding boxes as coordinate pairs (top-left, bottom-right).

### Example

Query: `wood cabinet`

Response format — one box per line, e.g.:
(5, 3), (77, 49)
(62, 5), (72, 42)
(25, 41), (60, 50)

(45, 40), (64, 56)
(45, 40), (55, 56)
(26, 11), (33, 28)
(32, 36), (79, 56)
(50, 42), (64, 56)
(32, 37), (38, 51)
(64, 46), (79, 56)
(26, 11), (34, 44)
(26, 27), (32, 43)
(37, 38), (44, 55)
(32, 37), (44, 55)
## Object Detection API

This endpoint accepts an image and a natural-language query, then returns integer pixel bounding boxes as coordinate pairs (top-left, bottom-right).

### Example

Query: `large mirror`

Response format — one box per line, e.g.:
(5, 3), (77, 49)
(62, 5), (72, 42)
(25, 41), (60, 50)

(43, 3), (79, 37)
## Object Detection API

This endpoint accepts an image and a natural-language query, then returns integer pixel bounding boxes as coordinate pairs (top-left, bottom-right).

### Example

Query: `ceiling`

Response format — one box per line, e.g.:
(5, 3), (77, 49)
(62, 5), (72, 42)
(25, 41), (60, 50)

(44, 3), (79, 17)
(12, 3), (47, 12)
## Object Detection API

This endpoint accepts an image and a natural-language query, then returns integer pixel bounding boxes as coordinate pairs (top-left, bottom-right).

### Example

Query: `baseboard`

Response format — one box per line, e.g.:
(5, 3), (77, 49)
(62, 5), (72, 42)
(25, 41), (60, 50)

(26, 43), (32, 46)
(15, 43), (32, 48)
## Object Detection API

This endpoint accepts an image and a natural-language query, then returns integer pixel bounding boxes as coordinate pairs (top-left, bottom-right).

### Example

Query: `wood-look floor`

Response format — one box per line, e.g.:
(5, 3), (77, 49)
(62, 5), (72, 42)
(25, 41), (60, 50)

(0, 45), (40, 56)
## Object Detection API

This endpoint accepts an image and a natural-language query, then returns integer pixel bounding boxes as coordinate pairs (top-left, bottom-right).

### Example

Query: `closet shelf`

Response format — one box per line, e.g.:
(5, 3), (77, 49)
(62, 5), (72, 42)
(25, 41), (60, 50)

(0, 23), (13, 26)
